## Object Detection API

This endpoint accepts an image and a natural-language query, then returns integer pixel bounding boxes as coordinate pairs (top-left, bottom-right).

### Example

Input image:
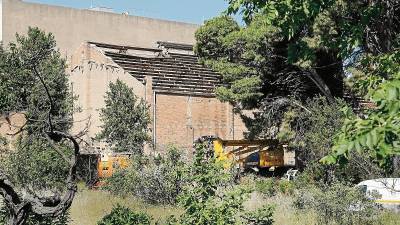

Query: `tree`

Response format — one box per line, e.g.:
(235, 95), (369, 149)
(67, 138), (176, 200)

(322, 51), (400, 166)
(280, 96), (387, 183)
(196, 0), (400, 162)
(97, 79), (150, 154)
(0, 28), (81, 225)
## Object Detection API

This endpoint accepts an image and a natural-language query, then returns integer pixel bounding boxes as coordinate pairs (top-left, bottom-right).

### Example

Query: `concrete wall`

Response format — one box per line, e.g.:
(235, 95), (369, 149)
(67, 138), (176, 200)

(2, 0), (198, 59)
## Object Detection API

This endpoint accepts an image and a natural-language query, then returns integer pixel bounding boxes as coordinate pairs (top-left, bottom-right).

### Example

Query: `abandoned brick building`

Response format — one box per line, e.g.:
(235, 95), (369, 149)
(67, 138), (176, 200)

(70, 41), (247, 152)
(0, 0), (247, 153)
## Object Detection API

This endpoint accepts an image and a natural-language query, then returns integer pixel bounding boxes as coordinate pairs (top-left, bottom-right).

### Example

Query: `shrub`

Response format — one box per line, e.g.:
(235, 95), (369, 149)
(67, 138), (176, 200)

(105, 145), (188, 205)
(243, 204), (275, 225)
(254, 178), (296, 197)
(255, 178), (277, 197)
(277, 180), (295, 195)
(97, 204), (151, 225)
(177, 140), (251, 225)
(293, 182), (379, 225)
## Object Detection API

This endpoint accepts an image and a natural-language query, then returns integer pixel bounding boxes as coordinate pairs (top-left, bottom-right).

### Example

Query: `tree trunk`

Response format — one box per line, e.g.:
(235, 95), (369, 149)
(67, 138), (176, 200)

(7, 203), (29, 225)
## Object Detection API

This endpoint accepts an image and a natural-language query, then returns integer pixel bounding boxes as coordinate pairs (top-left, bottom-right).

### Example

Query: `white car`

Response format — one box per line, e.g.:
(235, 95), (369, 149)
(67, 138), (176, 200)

(357, 178), (400, 211)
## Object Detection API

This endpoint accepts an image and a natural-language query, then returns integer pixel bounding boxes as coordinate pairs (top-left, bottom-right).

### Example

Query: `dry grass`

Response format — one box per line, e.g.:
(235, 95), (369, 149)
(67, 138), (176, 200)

(69, 183), (400, 225)
(244, 192), (317, 225)
(244, 191), (400, 225)
(69, 185), (181, 225)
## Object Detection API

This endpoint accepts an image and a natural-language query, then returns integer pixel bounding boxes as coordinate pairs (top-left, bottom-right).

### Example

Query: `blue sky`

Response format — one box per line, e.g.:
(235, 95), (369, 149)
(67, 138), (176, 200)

(25, 0), (230, 24)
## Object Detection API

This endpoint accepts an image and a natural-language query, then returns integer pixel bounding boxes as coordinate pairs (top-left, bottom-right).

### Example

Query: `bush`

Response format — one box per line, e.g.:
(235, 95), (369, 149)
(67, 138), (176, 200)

(105, 146), (188, 205)
(97, 204), (151, 225)
(281, 97), (386, 184)
(243, 204), (275, 225)
(254, 178), (295, 197)
(255, 178), (277, 197)
(176, 140), (254, 225)
(278, 180), (295, 195)
(293, 182), (379, 225)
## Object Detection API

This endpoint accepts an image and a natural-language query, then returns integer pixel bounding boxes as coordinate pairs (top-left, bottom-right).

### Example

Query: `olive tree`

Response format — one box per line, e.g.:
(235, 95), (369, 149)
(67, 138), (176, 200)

(0, 28), (81, 225)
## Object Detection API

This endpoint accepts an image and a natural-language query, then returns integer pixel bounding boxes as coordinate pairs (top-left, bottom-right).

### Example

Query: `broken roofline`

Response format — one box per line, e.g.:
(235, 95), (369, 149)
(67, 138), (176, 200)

(88, 41), (195, 53)
(86, 41), (222, 97)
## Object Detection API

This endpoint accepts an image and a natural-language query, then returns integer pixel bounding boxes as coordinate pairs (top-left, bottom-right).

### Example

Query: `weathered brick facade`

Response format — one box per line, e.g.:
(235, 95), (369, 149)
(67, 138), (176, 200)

(155, 94), (229, 149)
(70, 42), (248, 153)
(0, 0), (249, 154)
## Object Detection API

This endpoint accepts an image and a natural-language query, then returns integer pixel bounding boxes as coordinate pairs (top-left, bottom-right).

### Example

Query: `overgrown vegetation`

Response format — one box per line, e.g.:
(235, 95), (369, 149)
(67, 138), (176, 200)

(197, 0), (400, 165)
(104, 146), (188, 205)
(97, 204), (151, 225)
(293, 182), (379, 225)
(1, 1), (400, 224)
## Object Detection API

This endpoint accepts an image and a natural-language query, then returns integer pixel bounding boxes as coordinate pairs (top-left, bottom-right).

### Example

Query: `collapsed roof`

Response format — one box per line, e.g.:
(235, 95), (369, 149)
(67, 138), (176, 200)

(89, 41), (222, 97)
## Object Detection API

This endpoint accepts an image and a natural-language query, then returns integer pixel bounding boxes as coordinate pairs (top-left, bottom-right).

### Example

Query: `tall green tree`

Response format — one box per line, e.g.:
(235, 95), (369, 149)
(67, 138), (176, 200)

(0, 27), (80, 225)
(97, 79), (150, 154)
(196, 0), (400, 163)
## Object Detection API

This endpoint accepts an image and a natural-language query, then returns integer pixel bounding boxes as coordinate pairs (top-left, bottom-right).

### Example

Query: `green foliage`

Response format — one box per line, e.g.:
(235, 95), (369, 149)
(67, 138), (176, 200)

(254, 178), (295, 197)
(0, 27), (73, 133)
(2, 137), (72, 191)
(176, 141), (251, 225)
(255, 178), (276, 197)
(0, 204), (70, 225)
(97, 79), (151, 154)
(277, 180), (295, 195)
(198, 1), (400, 165)
(293, 182), (379, 225)
(195, 9), (343, 139)
(226, 0), (398, 55)
(105, 146), (187, 205)
(278, 96), (386, 181)
(97, 204), (151, 225)
(279, 97), (347, 163)
(0, 27), (75, 191)
(323, 51), (400, 166)
(243, 204), (275, 225)
(0, 27), (75, 222)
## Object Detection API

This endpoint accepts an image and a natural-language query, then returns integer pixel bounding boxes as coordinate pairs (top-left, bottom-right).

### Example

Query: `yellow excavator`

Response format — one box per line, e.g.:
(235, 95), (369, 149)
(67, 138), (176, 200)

(200, 136), (296, 173)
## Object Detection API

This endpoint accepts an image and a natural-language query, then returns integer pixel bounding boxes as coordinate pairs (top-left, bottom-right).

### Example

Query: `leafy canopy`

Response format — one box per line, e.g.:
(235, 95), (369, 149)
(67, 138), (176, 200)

(322, 51), (400, 165)
(0, 27), (76, 224)
(97, 79), (150, 154)
(0, 27), (73, 133)
(200, 0), (400, 164)
(0, 27), (75, 191)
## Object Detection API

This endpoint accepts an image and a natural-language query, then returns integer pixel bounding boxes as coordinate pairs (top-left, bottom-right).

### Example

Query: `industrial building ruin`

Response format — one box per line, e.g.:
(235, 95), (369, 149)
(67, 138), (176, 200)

(70, 41), (247, 152)
(0, 0), (248, 153)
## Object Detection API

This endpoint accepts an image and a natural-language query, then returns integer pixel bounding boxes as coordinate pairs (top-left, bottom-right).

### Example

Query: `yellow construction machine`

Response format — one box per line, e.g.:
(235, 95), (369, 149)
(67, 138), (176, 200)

(201, 136), (296, 173)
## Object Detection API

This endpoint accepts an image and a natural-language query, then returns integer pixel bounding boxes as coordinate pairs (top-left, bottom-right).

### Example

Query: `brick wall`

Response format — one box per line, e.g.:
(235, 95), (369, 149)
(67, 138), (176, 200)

(154, 93), (247, 152)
